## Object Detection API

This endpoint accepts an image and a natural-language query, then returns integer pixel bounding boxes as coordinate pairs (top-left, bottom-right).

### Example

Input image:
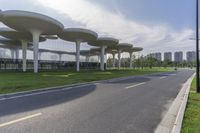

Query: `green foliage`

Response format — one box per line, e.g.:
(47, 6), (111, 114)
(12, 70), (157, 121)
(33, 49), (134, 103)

(181, 77), (200, 133)
(0, 68), (172, 94)
(133, 55), (196, 68)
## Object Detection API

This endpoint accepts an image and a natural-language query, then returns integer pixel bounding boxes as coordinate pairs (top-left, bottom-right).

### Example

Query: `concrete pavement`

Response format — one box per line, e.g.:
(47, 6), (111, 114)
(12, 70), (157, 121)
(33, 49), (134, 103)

(0, 69), (194, 133)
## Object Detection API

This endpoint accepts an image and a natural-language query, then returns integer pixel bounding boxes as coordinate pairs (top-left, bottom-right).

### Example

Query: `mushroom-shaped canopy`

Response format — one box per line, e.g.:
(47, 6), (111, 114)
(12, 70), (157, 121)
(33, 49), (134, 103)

(28, 48), (52, 53)
(79, 50), (90, 56)
(0, 27), (46, 42)
(0, 38), (33, 48)
(123, 47), (143, 52)
(106, 49), (118, 54)
(112, 43), (133, 50)
(69, 50), (99, 56)
(90, 47), (100, 52)
(80, 50), (99, 56)
(88, 37), (119, 47)
(90, 47), (117, 54)
(50, 50), (70, 55)
(90, 48), (101, 55)
(42, 35), (58, 40)
(68, 50), (87, 56)
(0, 38), (21, 46)
(58, 28), (98, 42)
(1, 10), (64, 35)
(38, 48), (52, 53)
(0, 44), (18, 49)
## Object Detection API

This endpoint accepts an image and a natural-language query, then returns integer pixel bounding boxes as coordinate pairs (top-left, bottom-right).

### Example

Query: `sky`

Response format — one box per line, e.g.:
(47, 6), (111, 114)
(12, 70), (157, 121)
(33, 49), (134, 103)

(0, 0), (197, 60)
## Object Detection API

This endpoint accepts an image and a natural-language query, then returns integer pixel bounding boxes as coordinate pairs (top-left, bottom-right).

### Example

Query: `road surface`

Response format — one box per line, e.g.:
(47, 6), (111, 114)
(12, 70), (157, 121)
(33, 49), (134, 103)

(0, 69), (194, 133)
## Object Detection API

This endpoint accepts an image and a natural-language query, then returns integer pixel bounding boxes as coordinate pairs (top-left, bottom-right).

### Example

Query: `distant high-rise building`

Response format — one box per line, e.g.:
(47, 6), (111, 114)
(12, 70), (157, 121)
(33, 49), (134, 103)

(150, 52), (162, 61)
(186, 51), (196, 62)
(174, 51), (183, 62)
(164, 52), (172, 61)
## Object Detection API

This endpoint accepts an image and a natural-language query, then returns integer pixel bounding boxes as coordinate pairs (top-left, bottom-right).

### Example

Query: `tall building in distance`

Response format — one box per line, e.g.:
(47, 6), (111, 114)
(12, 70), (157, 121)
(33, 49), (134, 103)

(150, 52), (162, 61)
(174, 51), (183, 62)
(186, 51), (196, 62)
(164, 52), (172, 61)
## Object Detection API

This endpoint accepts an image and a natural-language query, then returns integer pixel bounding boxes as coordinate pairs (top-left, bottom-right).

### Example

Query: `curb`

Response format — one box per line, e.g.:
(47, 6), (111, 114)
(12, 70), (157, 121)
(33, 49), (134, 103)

(0, 71), (175, 100)
(171, 73), (195, 133)
(154, 73), (195, 133)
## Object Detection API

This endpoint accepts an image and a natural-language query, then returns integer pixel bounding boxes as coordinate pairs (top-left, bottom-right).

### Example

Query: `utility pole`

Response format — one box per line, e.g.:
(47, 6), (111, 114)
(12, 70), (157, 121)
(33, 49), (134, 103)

(196, 0), (200, 93)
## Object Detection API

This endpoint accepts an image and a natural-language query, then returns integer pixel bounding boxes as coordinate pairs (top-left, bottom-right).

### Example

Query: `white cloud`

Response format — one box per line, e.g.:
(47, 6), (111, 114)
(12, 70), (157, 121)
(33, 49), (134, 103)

(35, 0), (195, 57)
(0, 0), (195, 60)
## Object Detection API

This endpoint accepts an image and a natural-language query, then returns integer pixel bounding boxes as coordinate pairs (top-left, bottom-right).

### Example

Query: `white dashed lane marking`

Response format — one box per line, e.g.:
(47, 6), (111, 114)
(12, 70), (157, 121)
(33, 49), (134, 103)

(125, 82), (146, 89)
(0, 113), (42, 128)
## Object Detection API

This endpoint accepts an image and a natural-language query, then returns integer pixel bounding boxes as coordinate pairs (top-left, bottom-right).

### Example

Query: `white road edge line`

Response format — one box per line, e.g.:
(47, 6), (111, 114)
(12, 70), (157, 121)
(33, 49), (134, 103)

(125, 82), (146, 89)
(0, 113), (42, 128)
(159, 76), (167, 79)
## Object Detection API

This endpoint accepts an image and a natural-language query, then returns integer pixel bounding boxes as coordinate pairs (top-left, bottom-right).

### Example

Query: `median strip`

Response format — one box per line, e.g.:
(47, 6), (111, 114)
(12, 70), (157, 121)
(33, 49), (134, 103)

(0, 113), (42, 128)
(125, 82), (146, 89)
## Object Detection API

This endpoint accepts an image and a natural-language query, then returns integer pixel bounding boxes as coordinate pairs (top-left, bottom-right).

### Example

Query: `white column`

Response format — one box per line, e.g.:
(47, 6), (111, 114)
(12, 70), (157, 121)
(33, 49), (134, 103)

(10, 49), (15, 59)
(118, 49), (121, 69)
(58, 54), (62, 62)
(100, 45), (107, 71)
(21, 40), (28, 72)
(76, 40), (81, 72)
(129, 52), (133, 68)
(38, 52), (42, 60)
(112, 53), (116, 68)
(32, 31), (41, 73)
(105, 53), (107, 70)
(85, 56), (90, 62)
(15, 49), (19, 59)
(98, 55), (100, 63)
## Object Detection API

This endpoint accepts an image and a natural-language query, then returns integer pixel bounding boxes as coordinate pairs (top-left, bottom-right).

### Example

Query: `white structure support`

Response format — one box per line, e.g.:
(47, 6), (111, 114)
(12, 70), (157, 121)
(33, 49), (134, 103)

(105, 53), (107, 70)
(76, 40), (81, 72)
(85, 56), (90, 62)
(38, 52), (42, 60)
(58, 54), (62, 61)
(32, 31), (41, 73)
(21, 40), (27, 72)
(118, 50), (121, 69)
(10, 49), (15, 59)
(129, 52), (133, 68)
(98, 55), (100, 63)
(100, 45), (107, 71)
(15, 49), (19, 59)
(112, 53), (116, 68)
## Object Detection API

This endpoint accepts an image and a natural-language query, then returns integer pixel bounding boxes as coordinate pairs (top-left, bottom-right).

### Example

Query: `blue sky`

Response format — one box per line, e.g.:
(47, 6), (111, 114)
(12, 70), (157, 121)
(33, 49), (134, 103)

(92, 0), (195, 29)
(0, 0), (197, 60)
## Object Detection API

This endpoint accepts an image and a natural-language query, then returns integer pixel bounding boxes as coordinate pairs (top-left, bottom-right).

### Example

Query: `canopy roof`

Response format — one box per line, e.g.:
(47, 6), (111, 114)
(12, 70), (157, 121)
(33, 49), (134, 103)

(0, 38), (37, 49)
(108, 43), (133, 50)
(42, 35), (58, 40)
(88, 37), (119, 47)
(0, 27), (46, 42)
(58, 28), (98, 43)
(123, 47), (143, 52)
(1, 10), (64, 35)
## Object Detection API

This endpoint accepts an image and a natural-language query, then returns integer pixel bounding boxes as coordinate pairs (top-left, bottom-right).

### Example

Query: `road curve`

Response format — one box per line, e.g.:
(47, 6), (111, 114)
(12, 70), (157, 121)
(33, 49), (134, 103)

(0, 69), (194, 133)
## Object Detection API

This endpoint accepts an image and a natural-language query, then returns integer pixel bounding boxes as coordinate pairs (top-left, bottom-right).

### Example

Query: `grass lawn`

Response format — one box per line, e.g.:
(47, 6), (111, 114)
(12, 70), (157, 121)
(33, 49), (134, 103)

(0, 67), (172, 94)
(181, 77), (200, 133)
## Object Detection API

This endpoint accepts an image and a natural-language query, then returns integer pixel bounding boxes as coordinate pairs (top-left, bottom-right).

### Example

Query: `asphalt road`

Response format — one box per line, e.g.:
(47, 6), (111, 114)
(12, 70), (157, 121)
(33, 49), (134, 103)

(0, 69), (194, 133)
